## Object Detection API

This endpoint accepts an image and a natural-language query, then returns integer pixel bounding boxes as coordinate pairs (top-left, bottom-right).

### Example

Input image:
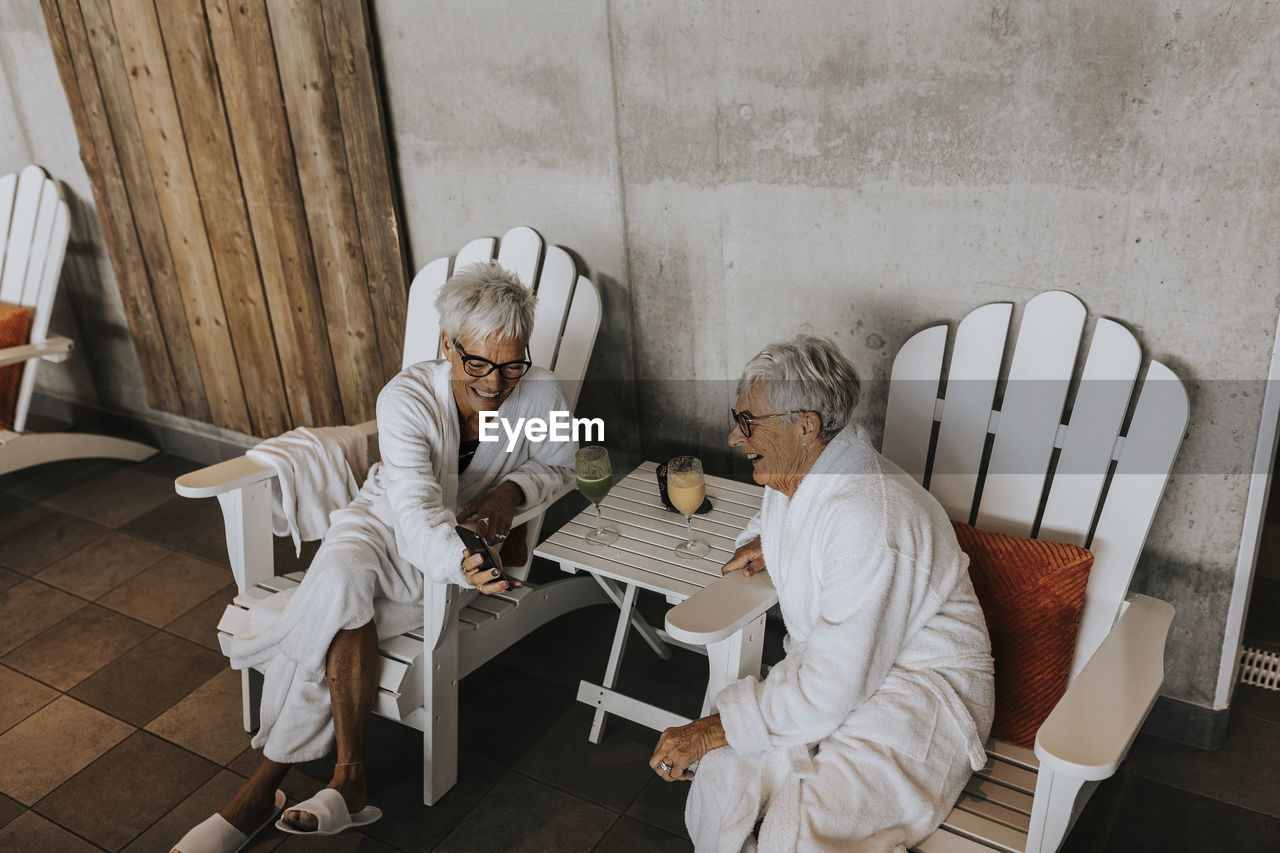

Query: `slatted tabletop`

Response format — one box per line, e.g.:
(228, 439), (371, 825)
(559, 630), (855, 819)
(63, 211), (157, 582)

(536, 460), (764, 602)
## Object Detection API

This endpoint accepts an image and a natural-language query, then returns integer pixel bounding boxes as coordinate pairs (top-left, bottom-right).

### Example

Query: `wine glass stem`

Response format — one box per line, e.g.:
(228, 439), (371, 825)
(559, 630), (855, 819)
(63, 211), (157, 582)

(594, 503), (604, 535)
(685, 515), (693, 542)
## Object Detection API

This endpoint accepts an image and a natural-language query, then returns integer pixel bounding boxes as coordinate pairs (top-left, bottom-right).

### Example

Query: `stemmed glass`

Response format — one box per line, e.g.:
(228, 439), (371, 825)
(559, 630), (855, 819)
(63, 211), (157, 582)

(667, 456), (710, 558)
(575, 446), (619, 545)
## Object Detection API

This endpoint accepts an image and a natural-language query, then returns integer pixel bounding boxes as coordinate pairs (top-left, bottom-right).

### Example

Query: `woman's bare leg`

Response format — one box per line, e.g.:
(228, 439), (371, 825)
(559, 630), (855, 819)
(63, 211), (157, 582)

(281, 620), (378, 830)
(217, 757), (289, 833)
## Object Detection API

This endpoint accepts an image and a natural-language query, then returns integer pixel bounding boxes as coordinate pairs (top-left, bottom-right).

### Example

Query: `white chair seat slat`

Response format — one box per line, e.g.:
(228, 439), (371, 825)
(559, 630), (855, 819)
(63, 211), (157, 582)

(974, 755), (1038, 795)
(377, 655), (410, 692)
(495, 225), (544, 308)
(938, 806), (1027, 853)
(378, 633), (423, 663)
(1038, 319), (1140, 545)
(527, 245), (575, 369)
(0, 166), (43, 305)
(465, 596), (516, 619)
(552, 274), (601, 411)
(976, 291), (1085, 536)
(0, 172), (16, 264)
(453, 236), (496, 271)
(953, 791), (1031, 833)
(1072, 360), (1188, 677)
(403, 256), (450, 368)
(931, 303), (1012, 521)
(914, 828), (1001, 853)
(963, 776), (1034, 816)
(882, 324), (947, 483)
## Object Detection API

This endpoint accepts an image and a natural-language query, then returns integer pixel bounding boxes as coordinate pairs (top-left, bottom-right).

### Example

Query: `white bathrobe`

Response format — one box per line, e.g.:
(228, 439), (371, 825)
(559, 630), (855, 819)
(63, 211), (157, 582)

(687, 425), (995, 853)
(229, 360), (574, 763)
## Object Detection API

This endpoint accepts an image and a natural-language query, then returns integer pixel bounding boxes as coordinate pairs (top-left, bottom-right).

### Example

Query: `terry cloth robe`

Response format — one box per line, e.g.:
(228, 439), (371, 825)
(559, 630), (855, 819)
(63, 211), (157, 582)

(687, 425), (995, 853)
(228, 360), (574, 763)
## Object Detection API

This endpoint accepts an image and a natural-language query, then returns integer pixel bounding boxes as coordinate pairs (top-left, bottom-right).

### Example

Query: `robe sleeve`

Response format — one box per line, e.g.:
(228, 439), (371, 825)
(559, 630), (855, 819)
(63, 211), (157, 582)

(718, 538), (927, 752)
(497, 376), (576, 509)
(377, 374), (469, 587)
(734, 511), (763, 550)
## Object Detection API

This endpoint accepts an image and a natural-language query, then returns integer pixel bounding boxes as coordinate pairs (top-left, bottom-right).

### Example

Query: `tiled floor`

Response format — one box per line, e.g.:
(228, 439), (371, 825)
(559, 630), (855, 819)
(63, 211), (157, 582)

(0, 453), (1278, 851)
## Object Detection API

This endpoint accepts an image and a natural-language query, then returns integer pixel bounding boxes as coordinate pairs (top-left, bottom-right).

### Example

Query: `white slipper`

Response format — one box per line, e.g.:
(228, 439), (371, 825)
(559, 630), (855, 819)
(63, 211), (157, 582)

(275, 787), (382, 836)
(171, 789), (285, 853)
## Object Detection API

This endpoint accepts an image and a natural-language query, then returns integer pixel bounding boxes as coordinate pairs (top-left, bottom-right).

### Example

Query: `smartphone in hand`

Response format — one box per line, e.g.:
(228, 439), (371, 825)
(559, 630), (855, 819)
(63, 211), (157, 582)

(455, 525), (515, 589)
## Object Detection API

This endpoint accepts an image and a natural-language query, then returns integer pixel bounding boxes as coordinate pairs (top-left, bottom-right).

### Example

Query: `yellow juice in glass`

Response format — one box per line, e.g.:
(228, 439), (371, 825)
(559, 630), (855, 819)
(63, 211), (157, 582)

(667, 472), (705, 517)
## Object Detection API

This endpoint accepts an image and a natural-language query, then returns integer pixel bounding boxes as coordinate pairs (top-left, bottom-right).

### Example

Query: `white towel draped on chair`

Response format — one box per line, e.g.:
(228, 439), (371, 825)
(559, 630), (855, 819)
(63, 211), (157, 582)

(246, 425), (371, 554)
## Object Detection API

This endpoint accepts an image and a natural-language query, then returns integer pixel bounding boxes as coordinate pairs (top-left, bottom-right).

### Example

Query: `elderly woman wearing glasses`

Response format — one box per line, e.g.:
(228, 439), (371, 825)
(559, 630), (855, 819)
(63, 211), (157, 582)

(650, 336), (994, 853)
(175, 263), (574, 851)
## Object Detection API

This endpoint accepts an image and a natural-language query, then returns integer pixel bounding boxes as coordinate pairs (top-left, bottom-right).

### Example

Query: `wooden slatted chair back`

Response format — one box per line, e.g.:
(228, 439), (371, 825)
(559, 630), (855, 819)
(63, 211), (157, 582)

(882, 291), (1187, 678)
(403, 225), (600, 410)
(0, 165), (69, 432)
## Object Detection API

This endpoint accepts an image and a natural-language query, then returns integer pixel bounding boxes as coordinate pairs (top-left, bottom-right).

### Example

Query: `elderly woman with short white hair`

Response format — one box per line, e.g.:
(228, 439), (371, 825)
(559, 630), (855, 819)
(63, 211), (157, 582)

(175, 262), (575, 852)
(650, 335), (995, 853)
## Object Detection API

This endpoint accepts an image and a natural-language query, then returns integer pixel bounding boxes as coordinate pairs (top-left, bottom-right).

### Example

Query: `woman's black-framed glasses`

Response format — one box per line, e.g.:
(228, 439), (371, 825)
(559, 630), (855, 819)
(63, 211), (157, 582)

(452, 338), (532, 379)
(731, 408), (809, 438)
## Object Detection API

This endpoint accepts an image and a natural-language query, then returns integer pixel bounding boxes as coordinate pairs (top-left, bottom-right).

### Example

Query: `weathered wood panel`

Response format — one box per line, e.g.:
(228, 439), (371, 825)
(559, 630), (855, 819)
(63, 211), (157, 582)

(40, 0), (408, 435)
(153, 0), (289, 436)
(108, 0), (252, 433)
(322, 0), (409, 384)
(75, 0), (211, 420)
(268, 0), (384, 423)
(204, 0), (343, 428)
(39, 0), (190, 417)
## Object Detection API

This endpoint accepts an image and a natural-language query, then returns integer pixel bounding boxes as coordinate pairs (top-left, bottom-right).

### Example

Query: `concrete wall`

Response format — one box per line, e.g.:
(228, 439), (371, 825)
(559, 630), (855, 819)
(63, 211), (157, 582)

(4, 0), (1278, 723)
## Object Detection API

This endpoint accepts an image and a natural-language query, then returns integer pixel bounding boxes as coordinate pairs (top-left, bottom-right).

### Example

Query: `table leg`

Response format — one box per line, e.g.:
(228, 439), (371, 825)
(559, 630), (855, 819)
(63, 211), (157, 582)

(591, 574), (672, 660)
(587, 581), (639, 743)
(702, 612), (767, 716)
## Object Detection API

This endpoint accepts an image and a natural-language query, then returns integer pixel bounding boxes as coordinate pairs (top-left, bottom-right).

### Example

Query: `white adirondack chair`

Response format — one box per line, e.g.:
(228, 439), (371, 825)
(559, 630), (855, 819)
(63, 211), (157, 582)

(0, 164), (155, 474)
(175, 226), (608, 804)
(666, 290), (1186, 853)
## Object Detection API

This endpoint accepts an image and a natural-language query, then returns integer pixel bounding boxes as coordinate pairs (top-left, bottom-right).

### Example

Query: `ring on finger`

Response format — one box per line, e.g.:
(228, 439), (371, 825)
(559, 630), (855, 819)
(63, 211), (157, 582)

(658, 760), (672, 772)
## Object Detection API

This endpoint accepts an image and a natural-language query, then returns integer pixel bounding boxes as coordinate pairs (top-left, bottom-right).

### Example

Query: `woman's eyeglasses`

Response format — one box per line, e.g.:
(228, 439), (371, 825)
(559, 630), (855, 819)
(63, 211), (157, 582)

(730, 408), (809, 438)
(452, 338), (532, 379)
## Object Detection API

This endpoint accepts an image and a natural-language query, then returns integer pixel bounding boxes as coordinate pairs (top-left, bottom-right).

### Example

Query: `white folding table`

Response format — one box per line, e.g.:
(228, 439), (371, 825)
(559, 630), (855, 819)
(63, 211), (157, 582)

(535, 461), (777, 742)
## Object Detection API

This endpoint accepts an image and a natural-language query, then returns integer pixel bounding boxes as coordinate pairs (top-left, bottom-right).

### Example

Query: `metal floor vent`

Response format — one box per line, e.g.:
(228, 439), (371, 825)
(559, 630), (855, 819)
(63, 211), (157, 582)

(1239, 646), (1280, 691)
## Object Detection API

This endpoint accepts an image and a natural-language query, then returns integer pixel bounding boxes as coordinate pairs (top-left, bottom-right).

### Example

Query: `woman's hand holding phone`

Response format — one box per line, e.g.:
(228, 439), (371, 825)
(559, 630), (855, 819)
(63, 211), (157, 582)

(457, 524), (520, 595)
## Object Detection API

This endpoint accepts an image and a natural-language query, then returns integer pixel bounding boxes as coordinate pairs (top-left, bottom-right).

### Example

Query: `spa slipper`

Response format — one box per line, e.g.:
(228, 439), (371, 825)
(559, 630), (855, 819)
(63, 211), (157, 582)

(170, 788), (285, 853)
(275, 787), (382, 836)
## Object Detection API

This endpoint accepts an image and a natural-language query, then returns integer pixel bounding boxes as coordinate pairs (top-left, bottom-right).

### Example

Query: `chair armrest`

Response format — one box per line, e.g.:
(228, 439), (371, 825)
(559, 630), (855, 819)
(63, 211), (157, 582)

(175, 419), (378, 498)
(664, 570), (778, 645)
(1034, 593), (1175, 780)
(510, 481), (575, 528)
(0, 335), (73, 368)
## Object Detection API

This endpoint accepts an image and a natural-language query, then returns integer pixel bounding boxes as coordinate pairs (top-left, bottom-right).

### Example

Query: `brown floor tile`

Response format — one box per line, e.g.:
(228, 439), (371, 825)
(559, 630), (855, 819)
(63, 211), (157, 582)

(3, 604), (155, 691)
(45, 467), (179, 529)
(0, 579), (86, 656)
(434, 771), (616, 853)
(121, 769), (285, 853)
(594, 815), (689, 851)
(625, 775), (691, 840)
(0, 810), (103, 853)
(0, 458), (123, 504)
(275, 830), (401, 851)
(0, 665), (59, 734)
(164, 582), (238, 652)
(147, 668), (253, 764)
(121, 496), (232, 568)
(70, 631), (228, 727)
(0, 792), (23, 830)
(0, 504), (110, 575)
(136, 453), (204, 481)
(35, 730), (218, 851)
(0, 696), (133, 805)
(0, 566), (21, 594)
(97, 551), (233, 628)
(35, 533), (172, 600)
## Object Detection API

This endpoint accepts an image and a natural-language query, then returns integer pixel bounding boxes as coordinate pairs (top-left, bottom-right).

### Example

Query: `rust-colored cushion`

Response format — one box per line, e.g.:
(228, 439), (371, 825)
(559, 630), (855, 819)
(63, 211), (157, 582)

(952, 520), (1093, 749)
(0, 304), (31, 431)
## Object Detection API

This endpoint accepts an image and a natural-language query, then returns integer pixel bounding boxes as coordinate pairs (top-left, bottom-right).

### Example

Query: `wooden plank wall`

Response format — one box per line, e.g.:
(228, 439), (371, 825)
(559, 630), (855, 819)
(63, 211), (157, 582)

(38, 0), (408, 435)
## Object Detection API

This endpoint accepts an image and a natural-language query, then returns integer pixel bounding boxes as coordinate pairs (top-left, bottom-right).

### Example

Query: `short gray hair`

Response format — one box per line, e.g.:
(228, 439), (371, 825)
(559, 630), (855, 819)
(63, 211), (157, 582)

(434, 261), (537, 346)
(737, 335), (860, 443)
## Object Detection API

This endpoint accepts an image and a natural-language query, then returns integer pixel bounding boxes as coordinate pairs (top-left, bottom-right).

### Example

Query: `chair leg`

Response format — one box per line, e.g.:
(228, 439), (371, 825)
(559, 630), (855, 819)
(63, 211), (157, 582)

(1026, 766), (1094, 853)
(589, 582), (640, 744)
(423, 587), (461, 806)
(702, 612), (766, 716)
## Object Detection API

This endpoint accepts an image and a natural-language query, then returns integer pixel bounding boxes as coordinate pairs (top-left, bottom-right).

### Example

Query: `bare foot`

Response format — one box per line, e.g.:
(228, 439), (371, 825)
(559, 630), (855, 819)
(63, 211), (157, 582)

(217, 788), (279, 836)
(280, 775), (368, 832)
